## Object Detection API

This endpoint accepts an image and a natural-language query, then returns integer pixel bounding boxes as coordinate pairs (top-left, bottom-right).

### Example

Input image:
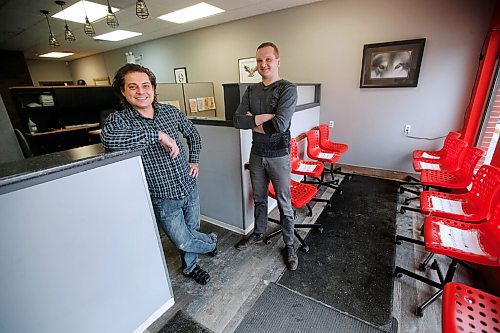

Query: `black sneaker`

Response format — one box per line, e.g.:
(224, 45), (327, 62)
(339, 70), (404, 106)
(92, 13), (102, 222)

(207, 247), (218, 257)
(184, 265), (211, 285)
(235, 233), (264, 251)
(285, 246), (298, 271)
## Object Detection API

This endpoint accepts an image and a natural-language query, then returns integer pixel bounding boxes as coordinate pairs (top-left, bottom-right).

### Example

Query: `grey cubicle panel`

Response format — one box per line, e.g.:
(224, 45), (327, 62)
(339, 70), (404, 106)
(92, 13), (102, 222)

(156, 83), (185, 114)
(0, 155), (173, 333)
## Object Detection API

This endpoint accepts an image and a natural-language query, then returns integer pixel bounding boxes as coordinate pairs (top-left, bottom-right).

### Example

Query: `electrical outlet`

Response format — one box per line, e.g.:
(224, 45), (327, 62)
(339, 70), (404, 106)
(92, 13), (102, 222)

(329, 120), (335, 128)
(404, 125), (411, 135)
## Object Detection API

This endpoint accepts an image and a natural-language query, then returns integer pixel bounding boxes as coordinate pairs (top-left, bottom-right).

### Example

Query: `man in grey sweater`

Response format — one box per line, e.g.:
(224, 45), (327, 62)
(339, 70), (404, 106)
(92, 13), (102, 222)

(233, 42), (298, 270)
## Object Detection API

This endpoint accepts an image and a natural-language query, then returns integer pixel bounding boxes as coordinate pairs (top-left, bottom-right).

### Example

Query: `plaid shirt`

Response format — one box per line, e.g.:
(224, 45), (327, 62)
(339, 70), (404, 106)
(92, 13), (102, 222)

(101, 103), (202, 199)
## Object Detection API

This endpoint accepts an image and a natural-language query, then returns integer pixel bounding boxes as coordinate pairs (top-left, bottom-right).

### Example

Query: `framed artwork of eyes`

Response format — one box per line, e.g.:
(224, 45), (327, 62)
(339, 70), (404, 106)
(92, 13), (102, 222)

(360, 38), (426, 88)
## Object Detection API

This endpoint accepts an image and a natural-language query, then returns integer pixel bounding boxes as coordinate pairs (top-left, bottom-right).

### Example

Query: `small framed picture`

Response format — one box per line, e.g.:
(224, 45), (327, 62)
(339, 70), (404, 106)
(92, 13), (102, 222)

(174, 67), (188, 84)
(360, 38), (426, 88)
(238, 57), (262, 83)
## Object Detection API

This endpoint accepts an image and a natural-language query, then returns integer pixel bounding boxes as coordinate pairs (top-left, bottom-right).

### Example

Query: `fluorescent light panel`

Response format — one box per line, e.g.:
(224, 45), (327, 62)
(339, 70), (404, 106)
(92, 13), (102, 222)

(158, 2), (225, 24)
(52, 1), (120, 24)
(94, 30), (142, 42)
(40, 52), (74, 58)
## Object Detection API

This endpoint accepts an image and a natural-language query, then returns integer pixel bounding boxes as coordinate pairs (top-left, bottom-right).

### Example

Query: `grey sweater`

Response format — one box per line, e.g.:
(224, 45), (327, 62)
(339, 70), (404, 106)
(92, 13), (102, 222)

(233, 79), (297, 157)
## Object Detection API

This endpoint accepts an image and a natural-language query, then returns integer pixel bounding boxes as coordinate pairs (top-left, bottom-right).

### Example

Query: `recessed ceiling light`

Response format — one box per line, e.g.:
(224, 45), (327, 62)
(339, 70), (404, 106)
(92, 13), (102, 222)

(94, 30), (142, 42)
(52, 0), (119, 24)
(39, 52), (74, 58)
(157, 2), (224, 24)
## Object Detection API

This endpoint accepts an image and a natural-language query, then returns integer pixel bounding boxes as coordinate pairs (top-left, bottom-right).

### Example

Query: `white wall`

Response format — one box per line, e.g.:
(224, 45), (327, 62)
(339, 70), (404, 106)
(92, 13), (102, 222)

(69, 53), (110, 86)
(26, 60), (73, 86)
(69, 0), (495, 172)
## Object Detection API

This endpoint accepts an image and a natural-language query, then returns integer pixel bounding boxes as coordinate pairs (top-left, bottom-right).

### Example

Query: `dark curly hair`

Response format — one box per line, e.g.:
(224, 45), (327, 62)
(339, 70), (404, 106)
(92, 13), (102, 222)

(112, 63), (158, 108)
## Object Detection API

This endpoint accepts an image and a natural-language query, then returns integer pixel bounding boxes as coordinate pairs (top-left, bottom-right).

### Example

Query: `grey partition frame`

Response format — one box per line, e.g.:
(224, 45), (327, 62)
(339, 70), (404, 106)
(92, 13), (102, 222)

(156, 82), (217, 118)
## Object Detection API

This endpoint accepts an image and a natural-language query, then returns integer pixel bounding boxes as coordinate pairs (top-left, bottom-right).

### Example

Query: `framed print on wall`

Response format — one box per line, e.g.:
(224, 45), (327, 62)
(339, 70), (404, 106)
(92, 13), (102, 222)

(174, 67), (188, 84)
(360, 38), (426, 88)
(238, 57), (262, 83)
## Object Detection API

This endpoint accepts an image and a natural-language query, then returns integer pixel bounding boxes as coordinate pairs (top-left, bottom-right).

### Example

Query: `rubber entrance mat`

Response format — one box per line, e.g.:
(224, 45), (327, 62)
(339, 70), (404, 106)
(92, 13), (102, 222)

(278, 175), (399, 331)
(157, 310), (213, 333)
(234, 282), (388, 333)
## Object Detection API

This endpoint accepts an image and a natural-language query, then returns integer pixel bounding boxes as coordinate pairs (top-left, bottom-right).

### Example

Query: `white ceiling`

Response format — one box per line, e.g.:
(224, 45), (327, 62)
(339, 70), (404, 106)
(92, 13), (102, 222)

(0, 0), (322, 61)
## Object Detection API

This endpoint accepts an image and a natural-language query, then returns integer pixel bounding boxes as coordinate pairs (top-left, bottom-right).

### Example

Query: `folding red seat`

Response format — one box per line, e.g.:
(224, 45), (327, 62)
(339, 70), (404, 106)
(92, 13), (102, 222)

(400, 164), (500, 220)
(289, 137), (338, 190)
(317, 124), (349, 154)
(413, 131), (461, 160)
(267, 180), (330, 252)
(442, 282), (500, 333)
(400, 146), (484, 200)
(290, 137), (323, 179)
(305, 129), (342, 181)
(419, 147), (484, 190)
(394, 194), (500, 317)
(412, 137), (467, 172)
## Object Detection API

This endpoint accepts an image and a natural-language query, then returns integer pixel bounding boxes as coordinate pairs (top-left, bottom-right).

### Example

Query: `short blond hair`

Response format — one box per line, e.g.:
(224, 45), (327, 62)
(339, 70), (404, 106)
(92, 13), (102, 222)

(257, 42), (280, 58)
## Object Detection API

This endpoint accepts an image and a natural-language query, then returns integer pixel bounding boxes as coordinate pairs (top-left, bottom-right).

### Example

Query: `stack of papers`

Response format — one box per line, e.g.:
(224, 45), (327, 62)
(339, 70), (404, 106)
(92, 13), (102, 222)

(39, 94), (54, 106)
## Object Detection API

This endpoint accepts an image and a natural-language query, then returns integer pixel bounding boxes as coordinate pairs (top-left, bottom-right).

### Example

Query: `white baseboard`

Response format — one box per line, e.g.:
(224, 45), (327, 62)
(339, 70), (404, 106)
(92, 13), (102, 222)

(134, 297), (175, 333)
(201, 215), (254, 235)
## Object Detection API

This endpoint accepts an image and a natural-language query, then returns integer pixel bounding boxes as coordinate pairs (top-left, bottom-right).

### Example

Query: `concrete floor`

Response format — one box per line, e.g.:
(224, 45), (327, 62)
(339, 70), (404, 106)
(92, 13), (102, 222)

(145, 175), (478, 333)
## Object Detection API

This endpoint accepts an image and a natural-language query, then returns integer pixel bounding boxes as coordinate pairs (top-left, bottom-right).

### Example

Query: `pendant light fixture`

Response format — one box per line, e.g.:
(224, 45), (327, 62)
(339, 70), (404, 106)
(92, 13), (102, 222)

(55, 1), (76, 42)
(81, 0), (95, 37)
(136, 0), (149, 19)
(106, 0), (119, 28)
(40, 10), (60, 47)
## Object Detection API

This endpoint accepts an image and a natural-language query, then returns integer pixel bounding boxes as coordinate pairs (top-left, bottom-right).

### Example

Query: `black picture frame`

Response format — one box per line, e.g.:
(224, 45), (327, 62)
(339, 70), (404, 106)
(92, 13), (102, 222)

(174, 67), (188, 84)
(360, 38), (426, 88)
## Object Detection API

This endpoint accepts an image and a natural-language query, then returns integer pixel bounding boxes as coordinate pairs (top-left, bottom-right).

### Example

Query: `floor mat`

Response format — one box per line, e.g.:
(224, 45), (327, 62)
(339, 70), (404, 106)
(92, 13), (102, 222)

(278, 175), (399, 330)
(157, 310), (213, 333)
(234, 282), (390, 333)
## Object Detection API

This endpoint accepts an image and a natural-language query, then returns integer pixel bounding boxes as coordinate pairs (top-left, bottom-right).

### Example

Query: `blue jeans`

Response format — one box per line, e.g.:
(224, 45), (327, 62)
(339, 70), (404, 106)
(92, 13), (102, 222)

(151, 187), (216, 274)
(249, 153), (295, 246)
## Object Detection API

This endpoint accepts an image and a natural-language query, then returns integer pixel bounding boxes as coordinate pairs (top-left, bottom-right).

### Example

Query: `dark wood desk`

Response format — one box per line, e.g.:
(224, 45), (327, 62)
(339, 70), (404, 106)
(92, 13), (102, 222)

(27, 123), (99, 137)
(24, 123), (101, 156)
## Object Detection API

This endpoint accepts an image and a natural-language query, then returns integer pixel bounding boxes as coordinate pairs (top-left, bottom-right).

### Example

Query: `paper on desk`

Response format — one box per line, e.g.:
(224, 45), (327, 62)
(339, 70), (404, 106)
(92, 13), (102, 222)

(297, 163), (316, 172)
(421, 152), (440, 159)
(438, 223), (486, 256)
(431, 197), (465, 215)
(419, 162), (441, 170)
(318, 152), (334, 159)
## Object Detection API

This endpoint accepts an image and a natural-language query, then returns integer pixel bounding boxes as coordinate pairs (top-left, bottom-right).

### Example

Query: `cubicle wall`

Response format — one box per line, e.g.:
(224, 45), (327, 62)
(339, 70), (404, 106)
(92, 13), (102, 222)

(0, 153), (173, 333)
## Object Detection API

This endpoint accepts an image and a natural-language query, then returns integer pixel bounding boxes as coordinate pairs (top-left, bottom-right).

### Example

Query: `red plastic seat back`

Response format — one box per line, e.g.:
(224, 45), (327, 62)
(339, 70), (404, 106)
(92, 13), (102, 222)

(469, 165), (500, 215)
(488, 192), (500, 240)
(318, 124), (331, 150)
(290, 137), (299, 161)
(305, 129), (322, 157)
(442, 282), (500, 333)
(414, 131), (462, 159)
(442, 138), (468, 168)
(441, 132), (463, 150)
(459, 147), (485, 179)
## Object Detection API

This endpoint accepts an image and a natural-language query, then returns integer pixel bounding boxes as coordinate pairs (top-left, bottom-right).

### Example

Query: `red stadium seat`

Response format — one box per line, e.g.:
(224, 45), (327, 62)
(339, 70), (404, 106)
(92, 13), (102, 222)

(394, 194), (500, 317)
(442, 282), (500, 333)
(267, 179), (330, 252)
(413, 131), (462, 160)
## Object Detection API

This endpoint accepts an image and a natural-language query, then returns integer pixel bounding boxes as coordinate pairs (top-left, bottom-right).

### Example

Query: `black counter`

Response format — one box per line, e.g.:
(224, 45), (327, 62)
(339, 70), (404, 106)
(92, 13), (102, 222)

(0, 144), (142, 194)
